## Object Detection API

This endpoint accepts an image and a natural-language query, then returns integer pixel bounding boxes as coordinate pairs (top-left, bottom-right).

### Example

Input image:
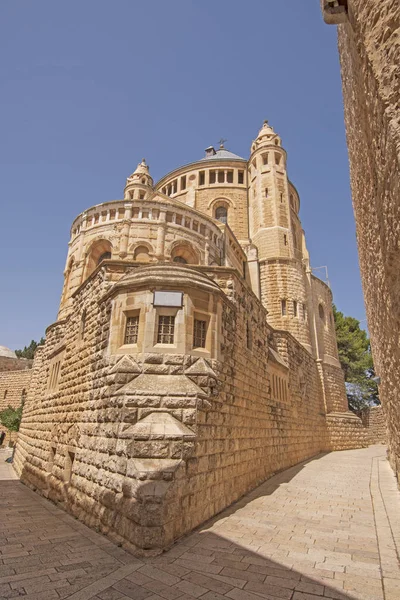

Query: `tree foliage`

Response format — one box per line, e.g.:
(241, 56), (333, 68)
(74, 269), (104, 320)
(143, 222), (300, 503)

(333, 305), (379, 412)
(0, 405), (23, 433)
(15, 338), (45, 359)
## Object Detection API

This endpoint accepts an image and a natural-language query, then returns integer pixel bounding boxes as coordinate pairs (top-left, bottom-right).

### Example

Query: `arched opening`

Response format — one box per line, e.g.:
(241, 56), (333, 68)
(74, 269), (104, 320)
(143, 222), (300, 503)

(171, 244), (198, 265)
(215, 205), (228, 224)
(84, 240), (113, 279)
(173, 256), (187, 264)
(319, 303), (325, 322)
(134, 245), (151, 262)
(61, 256), (75, 305)
(97, 251), (111, 265)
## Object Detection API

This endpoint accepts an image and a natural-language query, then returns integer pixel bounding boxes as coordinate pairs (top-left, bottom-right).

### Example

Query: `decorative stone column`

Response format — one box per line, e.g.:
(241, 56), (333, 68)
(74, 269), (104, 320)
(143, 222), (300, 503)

(119, 203), (132, 258)
(156, 209), (167, 259)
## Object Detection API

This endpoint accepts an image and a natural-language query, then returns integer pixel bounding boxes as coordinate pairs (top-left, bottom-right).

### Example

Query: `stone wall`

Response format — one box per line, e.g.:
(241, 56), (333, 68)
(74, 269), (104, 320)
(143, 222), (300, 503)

(360, 406), (388, 445)
(14, 262), (368, 555)
(0, 370), (32, 442)
(326, 411), (368, 450)
(323, 1), (400, 475)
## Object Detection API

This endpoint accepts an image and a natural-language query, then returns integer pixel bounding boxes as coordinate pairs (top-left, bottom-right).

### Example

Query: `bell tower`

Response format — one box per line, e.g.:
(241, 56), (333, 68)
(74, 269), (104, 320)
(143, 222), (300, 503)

(248, 122), (313, 350)
(248, 121), (292, 260)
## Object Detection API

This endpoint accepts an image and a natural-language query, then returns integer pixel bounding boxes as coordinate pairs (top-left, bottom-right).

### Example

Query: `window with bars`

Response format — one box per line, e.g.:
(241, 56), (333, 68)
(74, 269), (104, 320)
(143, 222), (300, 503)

(157, 315), (175, 344)
(193, 319), (207, 348)
(124, 315), (139, 344)
(48, 359), (62, 391)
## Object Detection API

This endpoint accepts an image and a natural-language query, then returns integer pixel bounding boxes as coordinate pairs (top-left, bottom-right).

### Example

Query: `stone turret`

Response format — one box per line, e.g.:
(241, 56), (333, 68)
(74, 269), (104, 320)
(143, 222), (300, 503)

(251, 120), (282, 152)
(248, 120), (289, 256)
(124, 159), (154, 200)
(247, 121), (313, 350)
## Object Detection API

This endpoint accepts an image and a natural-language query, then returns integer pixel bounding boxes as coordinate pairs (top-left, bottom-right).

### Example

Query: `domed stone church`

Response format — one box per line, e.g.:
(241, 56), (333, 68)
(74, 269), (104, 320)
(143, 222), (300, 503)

(14, 122), (368, 554)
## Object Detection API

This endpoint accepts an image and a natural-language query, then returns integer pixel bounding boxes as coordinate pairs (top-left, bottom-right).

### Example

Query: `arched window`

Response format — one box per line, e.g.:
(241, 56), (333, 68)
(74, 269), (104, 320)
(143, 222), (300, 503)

(319, 304), (325, 321)
(171, 244), (198, 265)
(61, 256), (75, 306)
(84, 240), (113, 279)
(97, 251), (111, 266)
(21, 388), (27, 403)
(134, 245), (151, 262)
(4, 390), (7, 400)
(173, 256), (187, 264)
(215, 206), (228, 224)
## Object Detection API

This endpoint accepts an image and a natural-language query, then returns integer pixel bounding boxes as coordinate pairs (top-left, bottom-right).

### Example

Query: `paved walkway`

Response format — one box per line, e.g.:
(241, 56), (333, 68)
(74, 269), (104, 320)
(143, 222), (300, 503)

(0, 446), (399, 600)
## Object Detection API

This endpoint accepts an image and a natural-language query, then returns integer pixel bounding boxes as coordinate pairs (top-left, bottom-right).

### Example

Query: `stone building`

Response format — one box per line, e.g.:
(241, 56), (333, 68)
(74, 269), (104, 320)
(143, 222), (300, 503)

(321, 1), (400, 478)
(14, 123), (368, 554)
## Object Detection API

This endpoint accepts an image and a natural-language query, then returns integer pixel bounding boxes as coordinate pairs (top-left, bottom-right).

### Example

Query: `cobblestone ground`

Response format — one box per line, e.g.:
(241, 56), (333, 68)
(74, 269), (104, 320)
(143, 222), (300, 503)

(0, 445), (399, 600)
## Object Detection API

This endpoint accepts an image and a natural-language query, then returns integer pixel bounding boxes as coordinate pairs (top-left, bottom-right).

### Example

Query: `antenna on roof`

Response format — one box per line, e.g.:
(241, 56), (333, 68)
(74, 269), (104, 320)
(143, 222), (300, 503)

(218, 138), (227, 149)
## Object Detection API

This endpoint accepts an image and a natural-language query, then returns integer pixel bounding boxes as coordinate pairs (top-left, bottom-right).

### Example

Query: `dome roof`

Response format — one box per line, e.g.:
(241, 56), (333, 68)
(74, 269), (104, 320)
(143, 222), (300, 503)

(200, 148), (245, 161)
(0, 345), (17, 358)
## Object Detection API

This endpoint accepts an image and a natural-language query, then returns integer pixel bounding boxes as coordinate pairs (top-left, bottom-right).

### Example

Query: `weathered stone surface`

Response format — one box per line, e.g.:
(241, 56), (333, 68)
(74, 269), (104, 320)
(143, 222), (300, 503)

(324, 0), (400, 477)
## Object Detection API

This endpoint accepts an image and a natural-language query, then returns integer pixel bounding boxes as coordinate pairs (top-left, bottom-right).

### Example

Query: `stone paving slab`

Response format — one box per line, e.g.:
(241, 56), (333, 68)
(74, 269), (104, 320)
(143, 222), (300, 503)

(0, 446), (399, 600)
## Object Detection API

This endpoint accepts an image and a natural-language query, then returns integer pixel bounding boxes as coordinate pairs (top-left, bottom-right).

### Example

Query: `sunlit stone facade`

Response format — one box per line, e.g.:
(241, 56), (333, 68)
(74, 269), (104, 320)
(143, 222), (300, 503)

(14, 123), (369, 554)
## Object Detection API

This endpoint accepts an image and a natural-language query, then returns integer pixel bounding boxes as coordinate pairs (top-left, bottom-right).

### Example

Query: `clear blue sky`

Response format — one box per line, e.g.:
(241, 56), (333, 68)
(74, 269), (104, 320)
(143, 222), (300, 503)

(0, 1), (366, 350)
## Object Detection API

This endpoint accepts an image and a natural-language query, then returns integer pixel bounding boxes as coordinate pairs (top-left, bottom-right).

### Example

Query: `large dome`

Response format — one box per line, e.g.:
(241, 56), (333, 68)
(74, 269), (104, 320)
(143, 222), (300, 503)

(0, 345), (17, 358)
(199, 147), (245, 161)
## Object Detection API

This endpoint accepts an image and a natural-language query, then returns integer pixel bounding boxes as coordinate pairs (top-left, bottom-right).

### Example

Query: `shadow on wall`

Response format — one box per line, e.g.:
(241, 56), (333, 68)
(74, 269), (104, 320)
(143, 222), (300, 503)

(3, 451), (360, 600)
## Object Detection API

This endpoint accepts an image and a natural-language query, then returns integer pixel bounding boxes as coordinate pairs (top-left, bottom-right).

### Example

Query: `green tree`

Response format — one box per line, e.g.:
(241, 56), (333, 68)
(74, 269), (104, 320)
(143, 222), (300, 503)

(333, 305), (379, 412)
(0, 405), (23, 445)
(15, 338), (45, 359)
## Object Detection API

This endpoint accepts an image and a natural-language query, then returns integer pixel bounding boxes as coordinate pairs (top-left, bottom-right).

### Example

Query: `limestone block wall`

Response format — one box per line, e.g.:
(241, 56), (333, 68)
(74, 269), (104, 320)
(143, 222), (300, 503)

(259, 259), (312, 349)
(13, 263), (331, 554)
(360, 406), (388, 445)
(320, 363), (348, 414)
(330, 1), (400, 474)
(326, 411), (368, 450)
(14, 261), (371, 554)
(0, 370), (32, 441)
(311, 275), (338, 361)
